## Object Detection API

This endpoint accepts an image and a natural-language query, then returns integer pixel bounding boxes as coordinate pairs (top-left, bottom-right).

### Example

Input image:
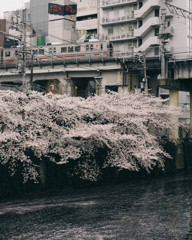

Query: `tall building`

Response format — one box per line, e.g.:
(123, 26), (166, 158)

(47, 0), (77, 44)
(29, 0), (50, 36)
(99, 0), (192, 59)
(72, 0), (99, 40)
(100, 0), (137, 57)
(0, 19), (6, 48)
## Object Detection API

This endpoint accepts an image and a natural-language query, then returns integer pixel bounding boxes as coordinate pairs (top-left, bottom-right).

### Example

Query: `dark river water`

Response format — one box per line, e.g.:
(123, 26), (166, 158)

(0, 172), (192, 240)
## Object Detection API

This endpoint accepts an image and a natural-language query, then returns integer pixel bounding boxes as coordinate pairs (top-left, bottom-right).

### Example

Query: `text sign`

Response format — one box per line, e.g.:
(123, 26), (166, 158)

(48, 3), (77, 16)
(48, 3), (64, 16)
(63, 4), (77, 15)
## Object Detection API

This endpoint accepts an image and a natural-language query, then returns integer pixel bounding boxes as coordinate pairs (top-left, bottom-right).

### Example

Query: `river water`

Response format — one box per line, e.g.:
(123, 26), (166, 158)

(0, 172), (192, 240)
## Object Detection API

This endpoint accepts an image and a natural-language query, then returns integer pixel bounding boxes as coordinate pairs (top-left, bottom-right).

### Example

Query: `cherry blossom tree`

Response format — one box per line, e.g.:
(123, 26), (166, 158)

(0, 90), (181, 183)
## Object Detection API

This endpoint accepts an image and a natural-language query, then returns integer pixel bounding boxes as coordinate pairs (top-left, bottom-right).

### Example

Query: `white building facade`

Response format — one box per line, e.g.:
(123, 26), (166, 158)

(99, 0), (192, 59)
(72, 0), (99, 40)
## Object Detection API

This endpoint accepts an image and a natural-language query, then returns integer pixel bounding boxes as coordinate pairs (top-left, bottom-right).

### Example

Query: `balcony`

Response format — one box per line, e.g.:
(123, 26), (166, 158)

(134, 0), (160, 18)
(102, 32), (136, 42)
(134, 17), (160, 37)
(102, 15), (136, 25)
(135, 36), (160, 52)
(114, 51), (134, 58)
(102, 0), (137, 9)
(76, 19), (98, 31)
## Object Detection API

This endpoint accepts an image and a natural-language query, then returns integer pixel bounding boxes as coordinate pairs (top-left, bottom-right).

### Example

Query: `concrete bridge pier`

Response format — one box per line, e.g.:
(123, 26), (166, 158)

(169, 89), (179, 139)
(169, 89), (184, 170)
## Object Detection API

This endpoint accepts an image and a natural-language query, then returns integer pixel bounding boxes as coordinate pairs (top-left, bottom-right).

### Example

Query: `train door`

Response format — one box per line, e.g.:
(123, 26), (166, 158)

(0, 49), (3, 64)
(107, 41), (113, 57)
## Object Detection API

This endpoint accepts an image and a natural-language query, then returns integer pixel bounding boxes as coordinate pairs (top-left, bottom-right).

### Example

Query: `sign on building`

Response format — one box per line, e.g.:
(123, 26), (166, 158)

(48, 3), (77, 16)
(63, 5), (77, 15)
(48, 3), (64, 16)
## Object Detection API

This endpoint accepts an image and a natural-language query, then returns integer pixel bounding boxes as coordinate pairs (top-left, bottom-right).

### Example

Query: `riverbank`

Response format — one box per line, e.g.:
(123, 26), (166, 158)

(0, 139), (192, 200)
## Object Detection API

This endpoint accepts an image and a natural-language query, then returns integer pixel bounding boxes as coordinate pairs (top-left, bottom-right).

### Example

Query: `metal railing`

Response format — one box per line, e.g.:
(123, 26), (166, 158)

(102, 14), (135, 24)
(102, 0), (137, 7)
(101, 32), (135, 41)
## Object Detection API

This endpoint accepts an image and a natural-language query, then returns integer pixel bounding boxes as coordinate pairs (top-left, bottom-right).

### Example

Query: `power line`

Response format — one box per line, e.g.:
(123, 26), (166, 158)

(165, 2), (192, 19)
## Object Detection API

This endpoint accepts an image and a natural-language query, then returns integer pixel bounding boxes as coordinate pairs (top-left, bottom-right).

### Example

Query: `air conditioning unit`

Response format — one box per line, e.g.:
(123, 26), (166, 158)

(165, 45), (173, 52)
(165, 26), (174, 36)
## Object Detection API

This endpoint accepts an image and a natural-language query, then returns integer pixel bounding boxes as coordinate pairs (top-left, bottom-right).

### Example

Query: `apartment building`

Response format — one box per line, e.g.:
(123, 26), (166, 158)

(100, 0), (138, 57)
(99, 0), (192, 59)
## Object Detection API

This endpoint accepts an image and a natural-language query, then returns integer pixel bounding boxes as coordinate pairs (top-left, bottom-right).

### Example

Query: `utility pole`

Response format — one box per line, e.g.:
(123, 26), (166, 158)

(7, 9), (32, 93)
(159, 0), (167, 80)
(22, 20), (27, 93)
(137, 52), (148, 94)
(30, 53), (34, 91)
(143, 52), (148, 94)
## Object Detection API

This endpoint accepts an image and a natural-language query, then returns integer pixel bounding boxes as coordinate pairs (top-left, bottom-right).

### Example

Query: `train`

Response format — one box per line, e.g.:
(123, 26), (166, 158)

(0, 39), (113, 64)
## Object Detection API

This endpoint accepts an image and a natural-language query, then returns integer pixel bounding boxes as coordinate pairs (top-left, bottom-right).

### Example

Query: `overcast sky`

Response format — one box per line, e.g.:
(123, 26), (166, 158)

(0, 0), (29, 18)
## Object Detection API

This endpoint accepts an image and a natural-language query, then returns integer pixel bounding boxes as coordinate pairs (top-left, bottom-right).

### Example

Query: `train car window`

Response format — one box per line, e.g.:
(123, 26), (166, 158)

(33, 49), (38, 55)
(86, 45), (89, 51)
(90, 45), (93, 51)
(15, 50), (18, 56)
(5, 51), (10, 57)
(39, 49), (44, 55)
(75, 46), (80, 52)
(100, 44), (103, 51)
(68, 47), (74, 53)
(53, 48), (56, 54)
(61, 47), (67, 53)
(49, 48), (52, 54)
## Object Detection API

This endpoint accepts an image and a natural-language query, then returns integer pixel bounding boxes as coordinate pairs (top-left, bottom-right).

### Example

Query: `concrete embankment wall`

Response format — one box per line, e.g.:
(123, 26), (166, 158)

(0, 140), (192, 199)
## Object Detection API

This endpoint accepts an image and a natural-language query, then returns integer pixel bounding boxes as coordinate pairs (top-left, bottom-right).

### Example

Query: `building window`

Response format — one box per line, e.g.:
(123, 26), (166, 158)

(155, 8), (159, 17)
(108, 28), (113, 36)
(128, 43), (133, 49)
(154, 47), (159, 55)
(167, 20), (171, 27)
(139, 2), (143, 9)
(77, 14), (97, 21)
(154, 28), (159, 36)
(138, 38), (142, 46)
(129, 25), (133, 31)
(139, 20), (143, 28)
